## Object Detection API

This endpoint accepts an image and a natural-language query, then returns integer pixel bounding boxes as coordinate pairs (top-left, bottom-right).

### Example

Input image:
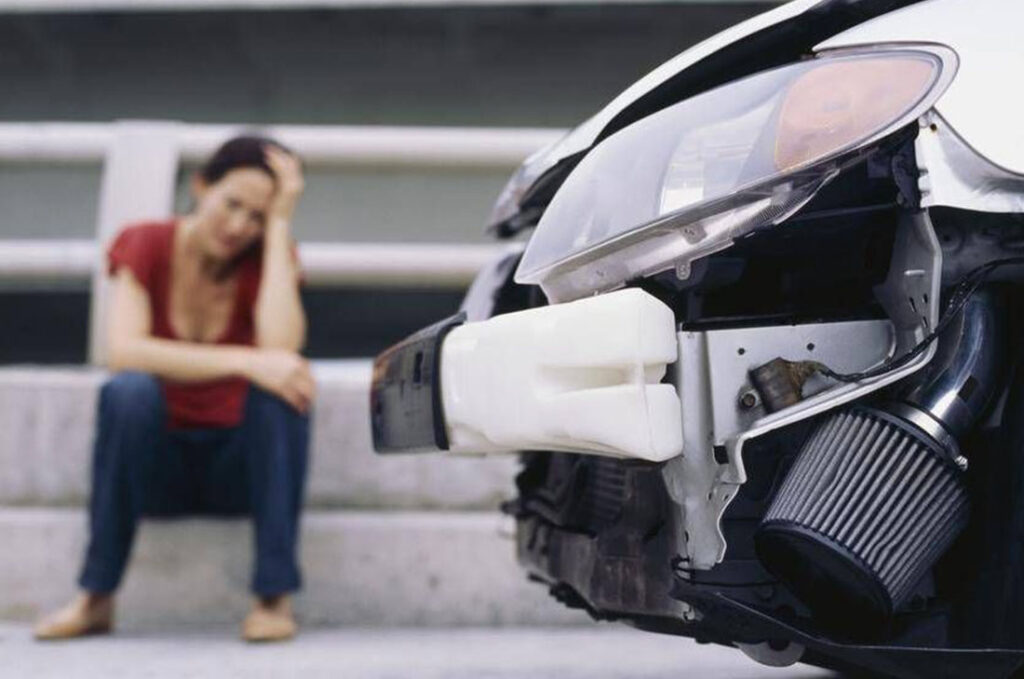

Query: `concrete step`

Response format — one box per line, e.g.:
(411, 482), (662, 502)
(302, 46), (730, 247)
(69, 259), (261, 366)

(0, 362), (517, 509)
(0, 507), (585, 627)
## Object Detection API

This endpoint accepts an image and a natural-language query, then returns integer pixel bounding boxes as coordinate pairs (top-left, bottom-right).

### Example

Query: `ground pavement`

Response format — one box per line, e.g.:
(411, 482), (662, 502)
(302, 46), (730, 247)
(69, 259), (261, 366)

(1, 624), (838, 679)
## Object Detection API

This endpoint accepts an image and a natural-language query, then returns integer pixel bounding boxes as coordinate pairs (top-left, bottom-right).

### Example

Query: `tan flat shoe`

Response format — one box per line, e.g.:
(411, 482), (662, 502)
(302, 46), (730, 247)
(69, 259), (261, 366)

(34, 594), (114, 641)
(241, 595), (297, 643)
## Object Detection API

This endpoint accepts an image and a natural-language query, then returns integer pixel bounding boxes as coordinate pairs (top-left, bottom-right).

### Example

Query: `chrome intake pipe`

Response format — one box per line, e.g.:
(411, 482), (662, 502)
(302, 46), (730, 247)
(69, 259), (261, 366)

(899, 286), (1006, 447)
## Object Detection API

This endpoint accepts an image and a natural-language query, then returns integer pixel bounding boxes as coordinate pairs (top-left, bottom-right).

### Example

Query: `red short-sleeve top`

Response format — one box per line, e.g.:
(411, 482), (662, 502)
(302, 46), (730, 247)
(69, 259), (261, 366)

(107, 220), (264, 429)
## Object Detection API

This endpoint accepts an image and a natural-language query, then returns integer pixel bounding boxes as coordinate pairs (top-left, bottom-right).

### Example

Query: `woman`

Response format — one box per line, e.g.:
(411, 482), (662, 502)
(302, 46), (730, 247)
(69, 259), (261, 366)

(34, 136), (314, 642)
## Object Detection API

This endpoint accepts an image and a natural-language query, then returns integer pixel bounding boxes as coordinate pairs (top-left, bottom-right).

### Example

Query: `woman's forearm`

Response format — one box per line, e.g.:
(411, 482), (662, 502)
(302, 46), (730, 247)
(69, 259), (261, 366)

(254, 218), (307, 351)
(108, 335), (254, 383)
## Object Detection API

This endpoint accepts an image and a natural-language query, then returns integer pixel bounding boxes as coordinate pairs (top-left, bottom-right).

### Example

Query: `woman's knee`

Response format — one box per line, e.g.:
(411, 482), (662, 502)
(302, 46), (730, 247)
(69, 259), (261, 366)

(244, 386), (310, 462)
(100, 371), (164, 421)
(246, 386), (310, 426)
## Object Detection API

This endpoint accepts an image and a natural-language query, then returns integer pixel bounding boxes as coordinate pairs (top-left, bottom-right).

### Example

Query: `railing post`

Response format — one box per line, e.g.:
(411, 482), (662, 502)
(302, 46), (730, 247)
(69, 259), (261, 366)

(88, 120), (181, 366)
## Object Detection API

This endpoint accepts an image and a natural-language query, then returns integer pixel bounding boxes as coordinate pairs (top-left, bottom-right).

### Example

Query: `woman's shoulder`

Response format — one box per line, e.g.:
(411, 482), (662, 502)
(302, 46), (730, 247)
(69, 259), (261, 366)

(116, 220), (176, 244)
(107, 219), (176, 288)
(111, 220), (176, 258)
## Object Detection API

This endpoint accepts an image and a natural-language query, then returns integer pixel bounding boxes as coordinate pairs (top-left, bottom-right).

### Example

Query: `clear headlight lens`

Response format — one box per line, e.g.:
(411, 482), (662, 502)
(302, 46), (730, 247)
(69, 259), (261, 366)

(515, 47), (954, 302)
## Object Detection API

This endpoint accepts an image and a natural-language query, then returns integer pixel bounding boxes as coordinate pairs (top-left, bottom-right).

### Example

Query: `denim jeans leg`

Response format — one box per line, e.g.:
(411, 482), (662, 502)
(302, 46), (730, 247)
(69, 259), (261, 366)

(239, 386), (310, 596)
(77, 372), (169, 593)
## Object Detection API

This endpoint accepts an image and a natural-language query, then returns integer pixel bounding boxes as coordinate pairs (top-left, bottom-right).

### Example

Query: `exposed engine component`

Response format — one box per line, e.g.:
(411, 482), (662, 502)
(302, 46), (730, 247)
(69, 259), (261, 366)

(901, 288), (1007, 443)
(756, 405), (969, 626)
(749, 358), (820, 413)
(755, 290), (1005, 628)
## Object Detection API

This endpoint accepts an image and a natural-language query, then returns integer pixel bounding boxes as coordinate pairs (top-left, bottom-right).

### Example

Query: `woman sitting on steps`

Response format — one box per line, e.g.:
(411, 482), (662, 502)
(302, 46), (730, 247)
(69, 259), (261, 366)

(34, 135), (314, 643)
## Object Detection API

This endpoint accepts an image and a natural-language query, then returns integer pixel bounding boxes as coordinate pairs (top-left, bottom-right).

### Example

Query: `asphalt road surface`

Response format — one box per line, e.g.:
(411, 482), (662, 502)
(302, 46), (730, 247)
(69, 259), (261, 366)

(0, 624), (839, 678)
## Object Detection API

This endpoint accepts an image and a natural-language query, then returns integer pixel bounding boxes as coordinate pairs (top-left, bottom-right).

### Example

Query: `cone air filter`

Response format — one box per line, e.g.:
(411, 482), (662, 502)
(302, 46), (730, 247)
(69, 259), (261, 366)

(755, 406), (969, 625)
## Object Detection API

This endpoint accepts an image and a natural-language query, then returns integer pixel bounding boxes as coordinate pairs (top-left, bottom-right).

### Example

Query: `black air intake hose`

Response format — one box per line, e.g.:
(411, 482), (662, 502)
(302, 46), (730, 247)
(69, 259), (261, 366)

(755, 289), (1005, 628)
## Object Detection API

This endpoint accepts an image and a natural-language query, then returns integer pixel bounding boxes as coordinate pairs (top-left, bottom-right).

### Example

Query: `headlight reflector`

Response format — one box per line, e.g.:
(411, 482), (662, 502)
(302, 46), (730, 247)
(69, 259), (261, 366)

(774, 57), (936, 172)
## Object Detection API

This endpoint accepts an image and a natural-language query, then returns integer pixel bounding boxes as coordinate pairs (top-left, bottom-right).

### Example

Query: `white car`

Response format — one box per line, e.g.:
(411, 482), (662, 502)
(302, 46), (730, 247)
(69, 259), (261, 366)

(372, 1), (1024, 676)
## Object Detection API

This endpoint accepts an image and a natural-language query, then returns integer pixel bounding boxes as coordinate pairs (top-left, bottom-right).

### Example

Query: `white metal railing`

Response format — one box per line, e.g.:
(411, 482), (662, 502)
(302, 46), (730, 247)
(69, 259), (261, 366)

(0, 123), (564, 168)
(296, 242), (507, 286)
(0, 239), (505, 287)
(0, 121), (552, 289)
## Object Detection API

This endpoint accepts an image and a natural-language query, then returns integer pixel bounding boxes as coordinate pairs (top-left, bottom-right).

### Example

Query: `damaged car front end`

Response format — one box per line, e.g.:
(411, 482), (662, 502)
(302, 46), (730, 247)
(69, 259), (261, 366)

(371, 0), (1024, 676)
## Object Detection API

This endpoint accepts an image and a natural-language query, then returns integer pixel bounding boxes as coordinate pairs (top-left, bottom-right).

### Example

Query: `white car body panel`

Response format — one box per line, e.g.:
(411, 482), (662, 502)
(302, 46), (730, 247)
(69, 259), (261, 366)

(915, 111), (1024, 213)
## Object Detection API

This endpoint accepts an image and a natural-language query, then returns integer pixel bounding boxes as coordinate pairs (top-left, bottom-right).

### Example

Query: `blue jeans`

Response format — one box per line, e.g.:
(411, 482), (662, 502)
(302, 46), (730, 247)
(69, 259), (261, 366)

(77, 372), (310, 596)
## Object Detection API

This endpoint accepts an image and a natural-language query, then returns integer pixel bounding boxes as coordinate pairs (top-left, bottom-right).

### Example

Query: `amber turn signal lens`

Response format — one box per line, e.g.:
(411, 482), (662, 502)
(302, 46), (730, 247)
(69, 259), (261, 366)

(775, 57), (936, 173)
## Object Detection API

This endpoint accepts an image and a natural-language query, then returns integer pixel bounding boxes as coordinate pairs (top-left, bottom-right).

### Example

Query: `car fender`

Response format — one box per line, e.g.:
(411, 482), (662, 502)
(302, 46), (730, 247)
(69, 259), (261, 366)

(820, 0), (1024, 181)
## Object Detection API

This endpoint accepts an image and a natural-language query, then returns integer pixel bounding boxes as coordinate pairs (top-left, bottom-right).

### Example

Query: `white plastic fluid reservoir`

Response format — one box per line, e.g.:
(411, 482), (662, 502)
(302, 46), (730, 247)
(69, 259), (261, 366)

(439, 287), (683, 462)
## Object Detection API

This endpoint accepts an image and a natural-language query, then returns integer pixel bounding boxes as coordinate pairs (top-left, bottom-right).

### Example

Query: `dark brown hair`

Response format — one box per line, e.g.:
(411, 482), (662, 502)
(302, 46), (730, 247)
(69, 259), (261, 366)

(198, 134), (291, 185)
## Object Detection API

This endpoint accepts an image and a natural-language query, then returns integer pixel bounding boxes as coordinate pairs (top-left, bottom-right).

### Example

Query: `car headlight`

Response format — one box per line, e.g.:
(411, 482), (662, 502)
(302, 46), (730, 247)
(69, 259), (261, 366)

(515, 46), (957, 302)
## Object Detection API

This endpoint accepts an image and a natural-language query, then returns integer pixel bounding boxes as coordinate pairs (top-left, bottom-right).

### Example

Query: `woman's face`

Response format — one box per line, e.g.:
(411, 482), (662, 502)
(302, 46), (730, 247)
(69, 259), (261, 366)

(191, 167), (275, 260)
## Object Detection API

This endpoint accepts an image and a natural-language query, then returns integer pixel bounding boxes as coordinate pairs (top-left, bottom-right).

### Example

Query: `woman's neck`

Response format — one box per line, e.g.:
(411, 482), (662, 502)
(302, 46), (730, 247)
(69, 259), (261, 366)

(177, 216), (233, 281)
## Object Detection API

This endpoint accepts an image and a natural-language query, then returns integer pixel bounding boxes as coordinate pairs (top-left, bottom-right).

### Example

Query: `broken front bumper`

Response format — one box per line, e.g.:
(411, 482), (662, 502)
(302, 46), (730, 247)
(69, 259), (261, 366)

(370, 288), (683, 462)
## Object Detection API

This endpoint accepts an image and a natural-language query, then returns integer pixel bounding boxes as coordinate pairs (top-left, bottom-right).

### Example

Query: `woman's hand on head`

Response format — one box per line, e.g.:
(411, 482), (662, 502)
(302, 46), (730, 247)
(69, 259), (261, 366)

(264, 146), (305, 225)
(245, 348), (315, 413)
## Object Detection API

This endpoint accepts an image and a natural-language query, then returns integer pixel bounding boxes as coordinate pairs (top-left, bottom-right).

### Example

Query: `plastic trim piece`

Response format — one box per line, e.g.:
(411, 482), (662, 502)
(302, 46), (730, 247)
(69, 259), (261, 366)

(440, 288), (683, 462)
(370, 312), (466, 453)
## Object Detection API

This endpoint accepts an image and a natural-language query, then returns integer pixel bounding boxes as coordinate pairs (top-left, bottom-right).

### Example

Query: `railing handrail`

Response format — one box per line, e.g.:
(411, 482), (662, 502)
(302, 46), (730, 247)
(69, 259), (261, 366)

(0, 239), (507, 288)
(0, 122), (565, 168)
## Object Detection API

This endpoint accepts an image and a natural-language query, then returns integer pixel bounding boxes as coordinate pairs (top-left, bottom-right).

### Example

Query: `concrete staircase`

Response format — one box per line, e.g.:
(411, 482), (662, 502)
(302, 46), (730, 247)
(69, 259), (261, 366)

(0, 362), (585, 628)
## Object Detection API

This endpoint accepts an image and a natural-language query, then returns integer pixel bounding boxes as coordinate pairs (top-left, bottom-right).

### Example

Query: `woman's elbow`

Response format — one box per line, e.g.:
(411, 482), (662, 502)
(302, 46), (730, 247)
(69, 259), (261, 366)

(106, 342), (130, 372)
(105, 333), (145, 372)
